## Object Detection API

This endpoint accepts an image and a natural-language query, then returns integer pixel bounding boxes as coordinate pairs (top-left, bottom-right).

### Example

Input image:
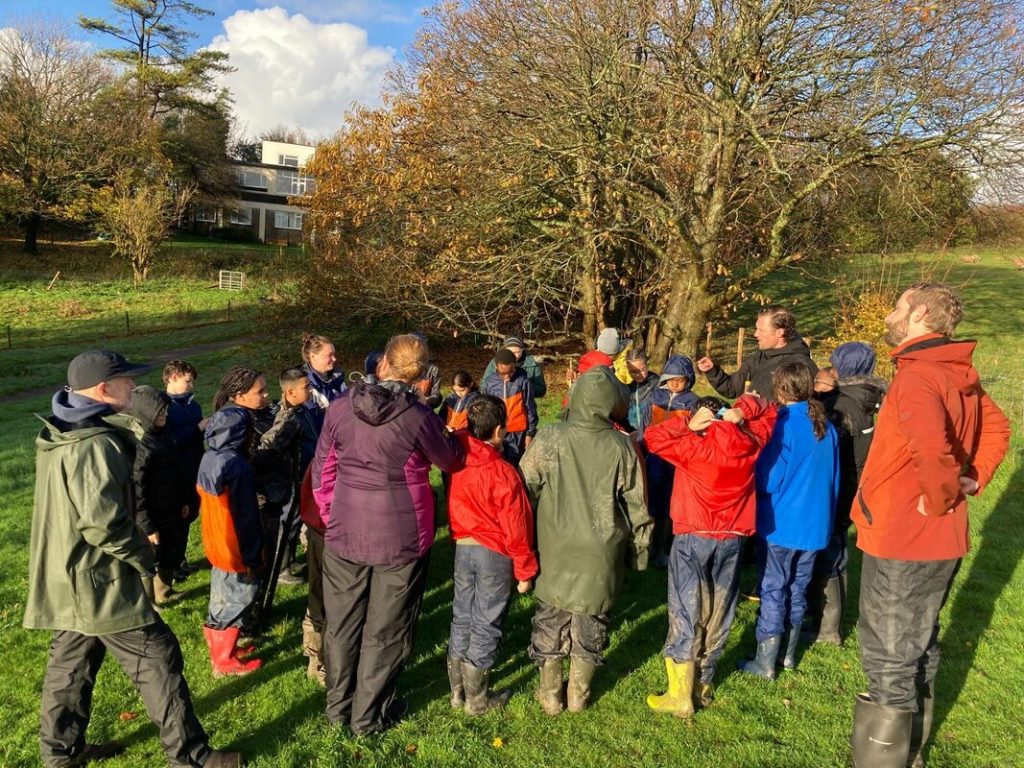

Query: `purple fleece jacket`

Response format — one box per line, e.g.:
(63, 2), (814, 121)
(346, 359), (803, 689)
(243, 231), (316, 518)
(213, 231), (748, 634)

(312, 380), (465, 566)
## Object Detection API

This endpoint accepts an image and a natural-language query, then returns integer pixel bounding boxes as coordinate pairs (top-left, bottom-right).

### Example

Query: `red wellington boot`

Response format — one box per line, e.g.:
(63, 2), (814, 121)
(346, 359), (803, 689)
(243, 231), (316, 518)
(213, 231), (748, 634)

(204, 625), (262, 678)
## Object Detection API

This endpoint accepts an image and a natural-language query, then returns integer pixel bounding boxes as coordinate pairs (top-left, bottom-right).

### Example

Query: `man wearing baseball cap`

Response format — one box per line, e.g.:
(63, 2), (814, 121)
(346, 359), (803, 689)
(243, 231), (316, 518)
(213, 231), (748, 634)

(24, 350), (242, 767)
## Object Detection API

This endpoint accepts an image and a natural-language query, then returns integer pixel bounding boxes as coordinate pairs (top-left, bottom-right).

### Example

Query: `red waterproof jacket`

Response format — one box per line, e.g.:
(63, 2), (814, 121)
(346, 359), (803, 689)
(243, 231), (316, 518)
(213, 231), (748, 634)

(448, 433), (539, 581)
(645, 395), (777, 539)
(853, 334), (1010, 561)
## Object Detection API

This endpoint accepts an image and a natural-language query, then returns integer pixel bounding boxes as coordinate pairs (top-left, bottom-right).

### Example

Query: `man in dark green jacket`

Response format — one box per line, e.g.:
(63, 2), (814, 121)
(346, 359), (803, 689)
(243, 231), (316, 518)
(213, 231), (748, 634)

(520, 366), (651, 716)
(24, 350), (240, 768)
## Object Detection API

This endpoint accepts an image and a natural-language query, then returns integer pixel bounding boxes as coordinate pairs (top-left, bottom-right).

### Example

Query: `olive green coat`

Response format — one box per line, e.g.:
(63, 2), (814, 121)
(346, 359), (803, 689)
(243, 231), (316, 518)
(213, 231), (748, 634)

(520, 366), (652, 615)
(23, 413), (158, 636)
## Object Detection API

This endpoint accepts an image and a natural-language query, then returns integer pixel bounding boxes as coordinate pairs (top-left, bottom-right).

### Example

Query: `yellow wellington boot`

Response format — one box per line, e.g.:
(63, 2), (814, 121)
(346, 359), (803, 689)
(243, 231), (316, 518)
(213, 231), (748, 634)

(647, 658), (695, 718)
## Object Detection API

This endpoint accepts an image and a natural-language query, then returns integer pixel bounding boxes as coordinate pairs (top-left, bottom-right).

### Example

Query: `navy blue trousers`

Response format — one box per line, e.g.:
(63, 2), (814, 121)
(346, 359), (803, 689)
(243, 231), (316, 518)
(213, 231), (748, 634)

(448, 543), (514, 669)
(755, 540), (818, 642)
(664, 534), (742, 684)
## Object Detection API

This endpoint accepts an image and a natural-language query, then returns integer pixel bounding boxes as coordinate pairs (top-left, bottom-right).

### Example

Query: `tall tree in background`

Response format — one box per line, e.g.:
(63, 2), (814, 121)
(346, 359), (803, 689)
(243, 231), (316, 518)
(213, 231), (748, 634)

(79, 0), (230, 119)
(81, 0), (235, 217)
(0, 23), (132, 253)
(307, 0), (1024, 360)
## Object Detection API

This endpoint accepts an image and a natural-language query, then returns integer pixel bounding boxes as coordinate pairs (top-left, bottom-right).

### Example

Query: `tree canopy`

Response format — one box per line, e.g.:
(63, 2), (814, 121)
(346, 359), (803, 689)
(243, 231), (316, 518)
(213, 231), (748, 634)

(306, 0), (1024, 359)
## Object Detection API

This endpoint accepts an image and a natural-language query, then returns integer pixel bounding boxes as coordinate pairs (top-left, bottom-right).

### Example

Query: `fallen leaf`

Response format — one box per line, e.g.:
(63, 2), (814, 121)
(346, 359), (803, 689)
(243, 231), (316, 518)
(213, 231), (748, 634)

(118, 711), (138, 721)
(492, 737), (504, 749)
(405, 743), (417, 755)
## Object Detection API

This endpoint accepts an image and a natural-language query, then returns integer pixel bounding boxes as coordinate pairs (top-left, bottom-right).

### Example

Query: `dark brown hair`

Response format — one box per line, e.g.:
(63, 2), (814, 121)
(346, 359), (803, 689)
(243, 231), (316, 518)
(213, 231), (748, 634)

(758, 305), (799, 342)
(468, 394), (506, 441)
(162, 359), (197, 383)
(452, 370), (477, 390)
(772, 362), (828, 440)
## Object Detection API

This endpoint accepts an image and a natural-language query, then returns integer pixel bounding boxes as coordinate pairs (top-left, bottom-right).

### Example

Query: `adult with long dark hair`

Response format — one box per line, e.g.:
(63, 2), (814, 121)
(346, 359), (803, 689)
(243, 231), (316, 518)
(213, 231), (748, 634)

(740, 362), (838, 680)
(313, 334), (465, 735)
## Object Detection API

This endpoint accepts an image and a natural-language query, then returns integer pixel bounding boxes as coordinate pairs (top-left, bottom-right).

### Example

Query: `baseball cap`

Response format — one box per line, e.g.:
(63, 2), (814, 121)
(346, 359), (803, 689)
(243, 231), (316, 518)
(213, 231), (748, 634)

(67, 350), (151, 390)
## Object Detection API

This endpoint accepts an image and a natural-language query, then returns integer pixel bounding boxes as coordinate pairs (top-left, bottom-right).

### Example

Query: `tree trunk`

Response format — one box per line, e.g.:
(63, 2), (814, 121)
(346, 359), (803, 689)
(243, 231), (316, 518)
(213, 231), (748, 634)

(650, 271), (713, 368)
(23, 213), (40, 255)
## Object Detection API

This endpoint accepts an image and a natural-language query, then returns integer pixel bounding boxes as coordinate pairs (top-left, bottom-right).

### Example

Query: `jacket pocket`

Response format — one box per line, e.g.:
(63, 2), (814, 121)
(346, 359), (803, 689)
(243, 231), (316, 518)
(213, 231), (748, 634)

(78, 560), (145, 623)
(857, 487), (874, 525)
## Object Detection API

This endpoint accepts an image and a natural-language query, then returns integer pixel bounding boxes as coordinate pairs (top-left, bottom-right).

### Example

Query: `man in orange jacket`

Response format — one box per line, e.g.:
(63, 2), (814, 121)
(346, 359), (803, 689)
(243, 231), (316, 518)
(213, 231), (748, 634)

(850, 283), (1010, 768)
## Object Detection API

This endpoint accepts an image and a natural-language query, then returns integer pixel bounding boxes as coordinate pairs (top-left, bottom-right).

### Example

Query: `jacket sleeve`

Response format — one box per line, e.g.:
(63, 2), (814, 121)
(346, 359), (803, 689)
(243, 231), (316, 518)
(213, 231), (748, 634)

(645, 418), (699, 468)
(894, 378), (964, 516)
(965, 389), (1011, 493)
(257, 407), (300, 455)
(415, 411), (466, 473)
(756, 421), (791, 495)
(705, 358), (750, 399)
(312, 401), (341, 489)
(518, 428), (548, 501)
(130, 439), (156, 535)
(426, 367), (443, 410)
(69, 436), (154, 575)
(525, 380), (539, 437)
(225, 456), (263, 569)
(737, 395), (777, 448)
(618, 441), (652, 570)
(494, 466), (539, 581)
(527, 357), (547, 399)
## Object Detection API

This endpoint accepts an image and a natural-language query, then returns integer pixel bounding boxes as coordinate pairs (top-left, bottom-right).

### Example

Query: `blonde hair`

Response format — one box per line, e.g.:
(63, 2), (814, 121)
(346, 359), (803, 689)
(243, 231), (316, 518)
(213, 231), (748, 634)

(384, 334), (428, 383)
(905, 282), (963, 336)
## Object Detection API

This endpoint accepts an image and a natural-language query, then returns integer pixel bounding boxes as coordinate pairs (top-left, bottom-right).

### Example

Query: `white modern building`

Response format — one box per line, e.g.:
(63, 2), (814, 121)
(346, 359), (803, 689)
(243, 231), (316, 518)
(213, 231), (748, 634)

(191, 140), (315, 245)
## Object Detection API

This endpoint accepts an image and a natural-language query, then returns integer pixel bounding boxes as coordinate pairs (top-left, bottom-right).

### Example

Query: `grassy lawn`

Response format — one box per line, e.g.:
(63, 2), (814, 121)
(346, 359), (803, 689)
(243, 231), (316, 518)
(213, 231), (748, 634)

(0, 244), (1021, 767)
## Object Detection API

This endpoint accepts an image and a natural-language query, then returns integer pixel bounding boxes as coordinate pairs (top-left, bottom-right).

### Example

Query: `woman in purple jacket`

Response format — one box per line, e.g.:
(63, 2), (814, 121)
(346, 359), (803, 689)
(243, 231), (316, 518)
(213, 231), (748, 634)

(313, 334), (465, 735)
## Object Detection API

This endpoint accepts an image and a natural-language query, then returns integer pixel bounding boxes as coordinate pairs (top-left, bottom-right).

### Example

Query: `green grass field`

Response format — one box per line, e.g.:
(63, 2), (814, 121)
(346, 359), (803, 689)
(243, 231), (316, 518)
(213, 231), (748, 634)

(0, 244), (1021, 767)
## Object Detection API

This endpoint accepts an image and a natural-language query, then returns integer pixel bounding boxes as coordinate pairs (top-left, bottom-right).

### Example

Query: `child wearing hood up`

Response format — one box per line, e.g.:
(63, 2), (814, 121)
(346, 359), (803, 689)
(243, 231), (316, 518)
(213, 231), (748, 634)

(126, 385), (186, 607)
(642, 355), (700, 568)
(196, 405), (264, 677)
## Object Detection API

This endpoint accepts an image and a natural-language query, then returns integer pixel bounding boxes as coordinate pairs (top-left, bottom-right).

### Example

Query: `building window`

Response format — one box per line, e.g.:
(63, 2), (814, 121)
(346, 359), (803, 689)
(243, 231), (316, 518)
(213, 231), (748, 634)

(274, 211), (303, 230)
(275, 170), (315, 196)
(278, 154), (299, 167)
(229, 208), (252, 226)
(236, 170), (267, 189)
(195, 206), (216, 223)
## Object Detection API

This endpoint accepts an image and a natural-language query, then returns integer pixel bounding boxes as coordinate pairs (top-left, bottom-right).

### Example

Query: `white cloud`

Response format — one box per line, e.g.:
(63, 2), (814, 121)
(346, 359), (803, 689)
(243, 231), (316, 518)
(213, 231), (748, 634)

(208, 6), (394, 139)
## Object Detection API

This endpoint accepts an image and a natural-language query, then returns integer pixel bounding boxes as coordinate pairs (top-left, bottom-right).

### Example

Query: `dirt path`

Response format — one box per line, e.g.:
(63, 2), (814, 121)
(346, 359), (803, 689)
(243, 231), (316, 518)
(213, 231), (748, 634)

(4, 336), (254, 404)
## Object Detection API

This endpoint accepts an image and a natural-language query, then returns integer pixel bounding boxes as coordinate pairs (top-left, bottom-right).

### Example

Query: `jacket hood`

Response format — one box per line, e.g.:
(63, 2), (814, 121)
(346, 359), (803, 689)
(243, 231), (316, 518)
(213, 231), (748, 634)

(458, 432), (503, 468)
(50, 389), (114, 429)
(350, 380), (417, 426)
(837, 375), (888, 407)
(893, 335), (979, 393)
(830, 342), (876, 377)
(126, 385), (169, 432)
(568, 366), (629, 427)
(205, 405), (251, 452)
(659, 355), (695, 388)
(766, 337), (813, 358)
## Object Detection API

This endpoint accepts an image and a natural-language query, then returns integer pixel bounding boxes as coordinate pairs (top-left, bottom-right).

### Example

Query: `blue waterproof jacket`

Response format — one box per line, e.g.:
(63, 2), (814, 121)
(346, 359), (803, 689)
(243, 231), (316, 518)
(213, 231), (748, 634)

(755, 401), (839, 551)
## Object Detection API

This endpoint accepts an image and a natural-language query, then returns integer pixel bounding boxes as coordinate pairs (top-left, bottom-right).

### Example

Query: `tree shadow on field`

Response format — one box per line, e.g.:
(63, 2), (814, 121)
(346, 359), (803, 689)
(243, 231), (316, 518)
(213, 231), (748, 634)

(932, 459), (1023, 739)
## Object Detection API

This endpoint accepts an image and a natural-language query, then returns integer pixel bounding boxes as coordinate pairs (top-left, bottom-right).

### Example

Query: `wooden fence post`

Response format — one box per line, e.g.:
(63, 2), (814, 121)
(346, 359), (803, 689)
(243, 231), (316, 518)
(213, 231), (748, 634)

(705, 322), (713, 358)
(125, 311), (130, 336)
(736, 327), (745, 367)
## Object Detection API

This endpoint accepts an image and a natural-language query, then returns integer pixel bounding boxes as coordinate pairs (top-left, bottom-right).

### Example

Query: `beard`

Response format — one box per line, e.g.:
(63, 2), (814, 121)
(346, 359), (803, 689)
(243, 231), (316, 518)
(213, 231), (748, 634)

(884, 317), (908, 347)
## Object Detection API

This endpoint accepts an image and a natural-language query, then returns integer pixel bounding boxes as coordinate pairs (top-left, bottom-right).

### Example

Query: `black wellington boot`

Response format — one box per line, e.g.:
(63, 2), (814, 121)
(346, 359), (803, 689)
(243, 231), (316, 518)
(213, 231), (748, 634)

(851, 693), (912, 768)
(906, 683), (934, 768)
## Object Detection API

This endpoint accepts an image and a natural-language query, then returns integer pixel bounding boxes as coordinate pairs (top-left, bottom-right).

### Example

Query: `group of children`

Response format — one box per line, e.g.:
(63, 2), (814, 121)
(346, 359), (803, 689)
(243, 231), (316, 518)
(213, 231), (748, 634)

(120, 329), (876, 723)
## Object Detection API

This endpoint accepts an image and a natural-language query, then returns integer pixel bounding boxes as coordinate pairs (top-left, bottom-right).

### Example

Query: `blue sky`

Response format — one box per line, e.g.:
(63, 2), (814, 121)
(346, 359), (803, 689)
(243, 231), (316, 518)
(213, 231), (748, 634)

(0, 1), (430, 138)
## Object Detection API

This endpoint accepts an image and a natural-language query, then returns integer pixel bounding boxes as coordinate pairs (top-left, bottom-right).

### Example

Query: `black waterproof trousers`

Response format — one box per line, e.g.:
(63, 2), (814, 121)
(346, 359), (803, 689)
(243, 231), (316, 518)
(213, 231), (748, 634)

(322, 549), (428, 734)
(858, 553), (960, 710)
(39, 619), (210, 768)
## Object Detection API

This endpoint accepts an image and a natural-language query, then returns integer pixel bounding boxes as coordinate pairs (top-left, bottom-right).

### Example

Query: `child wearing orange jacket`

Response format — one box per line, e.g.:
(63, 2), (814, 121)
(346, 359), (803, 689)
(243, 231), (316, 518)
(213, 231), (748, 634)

(446, 394), (538, 716)
(196, 405), (264, 677)
(643, 393), (777, 716)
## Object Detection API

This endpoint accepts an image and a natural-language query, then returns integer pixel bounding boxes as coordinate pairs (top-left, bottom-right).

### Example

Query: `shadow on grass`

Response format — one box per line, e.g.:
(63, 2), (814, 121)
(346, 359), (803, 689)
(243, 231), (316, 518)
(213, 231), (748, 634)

(932, 459), (1024, 740)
